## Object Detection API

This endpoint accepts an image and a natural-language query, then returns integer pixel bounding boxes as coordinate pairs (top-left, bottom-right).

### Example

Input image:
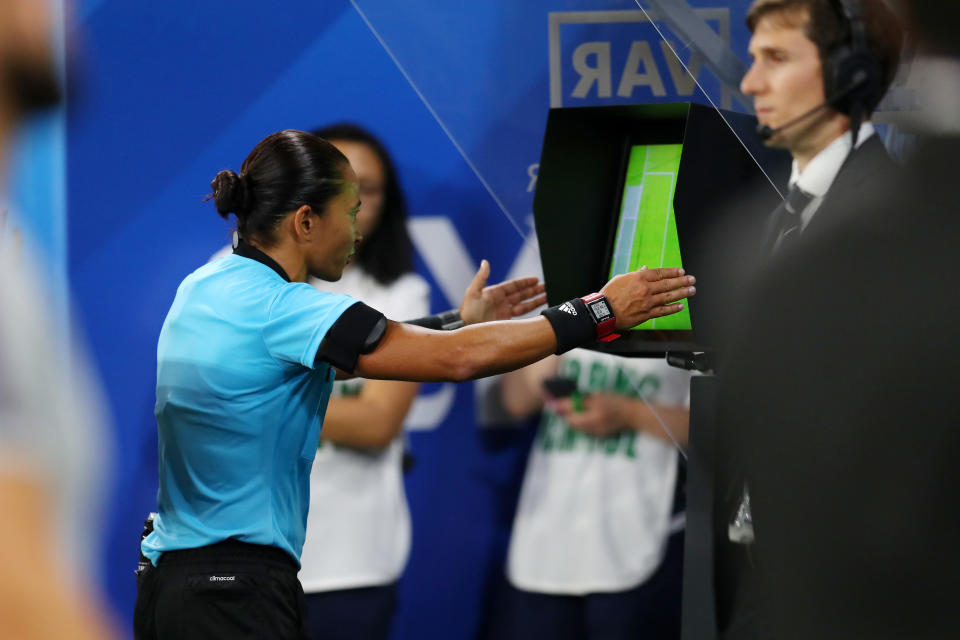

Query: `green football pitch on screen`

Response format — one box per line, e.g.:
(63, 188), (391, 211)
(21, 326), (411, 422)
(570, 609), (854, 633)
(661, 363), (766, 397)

(609, 144), (691, 330)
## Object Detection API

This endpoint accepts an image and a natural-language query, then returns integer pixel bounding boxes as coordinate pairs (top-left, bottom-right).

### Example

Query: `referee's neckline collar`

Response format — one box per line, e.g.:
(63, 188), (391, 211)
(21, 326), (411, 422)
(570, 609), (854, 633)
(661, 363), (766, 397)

(233, 240), (291, 283)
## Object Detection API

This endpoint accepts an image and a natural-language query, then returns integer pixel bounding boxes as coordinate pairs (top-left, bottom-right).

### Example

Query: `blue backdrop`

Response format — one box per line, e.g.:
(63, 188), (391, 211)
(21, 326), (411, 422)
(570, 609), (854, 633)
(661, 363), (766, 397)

(41, 1), (760, 637)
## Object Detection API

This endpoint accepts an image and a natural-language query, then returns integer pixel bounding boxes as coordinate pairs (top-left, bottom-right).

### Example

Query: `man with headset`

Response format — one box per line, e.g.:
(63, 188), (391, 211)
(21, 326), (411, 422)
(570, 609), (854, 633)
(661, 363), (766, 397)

(714, 1), (903, 638)
(743, 0), (902, 261)
(719, 1), (960, 638)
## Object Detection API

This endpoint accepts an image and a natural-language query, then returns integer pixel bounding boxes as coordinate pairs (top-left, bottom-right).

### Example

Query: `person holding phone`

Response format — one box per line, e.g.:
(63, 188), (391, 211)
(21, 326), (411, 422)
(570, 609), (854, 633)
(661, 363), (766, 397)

(493, 351), (691, 640)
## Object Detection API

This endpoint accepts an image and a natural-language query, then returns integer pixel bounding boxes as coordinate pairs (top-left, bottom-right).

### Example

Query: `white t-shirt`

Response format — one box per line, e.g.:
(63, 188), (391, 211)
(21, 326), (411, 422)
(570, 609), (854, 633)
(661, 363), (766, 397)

(507, 350), (690, 595)
(298, 267), (430, 592)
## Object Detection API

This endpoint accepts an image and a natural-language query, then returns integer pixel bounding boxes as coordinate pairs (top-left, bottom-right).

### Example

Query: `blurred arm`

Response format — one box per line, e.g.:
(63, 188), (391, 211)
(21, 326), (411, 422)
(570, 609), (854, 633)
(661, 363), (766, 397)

(318, 379), (420, 450)
(625, 400), (690, 445)
(499, 356), (559, 419)
(555, 393), (690, 445)
(0, 472), (117, 640)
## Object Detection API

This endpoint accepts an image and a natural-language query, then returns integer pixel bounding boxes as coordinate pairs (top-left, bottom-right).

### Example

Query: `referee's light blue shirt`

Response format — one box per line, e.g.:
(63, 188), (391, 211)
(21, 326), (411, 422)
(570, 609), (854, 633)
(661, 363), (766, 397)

(142, 254), (358, 566)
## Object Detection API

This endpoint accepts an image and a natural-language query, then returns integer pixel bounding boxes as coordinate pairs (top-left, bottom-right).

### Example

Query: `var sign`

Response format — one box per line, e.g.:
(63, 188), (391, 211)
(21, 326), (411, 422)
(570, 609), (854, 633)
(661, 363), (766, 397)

(548, 9), (733, 109)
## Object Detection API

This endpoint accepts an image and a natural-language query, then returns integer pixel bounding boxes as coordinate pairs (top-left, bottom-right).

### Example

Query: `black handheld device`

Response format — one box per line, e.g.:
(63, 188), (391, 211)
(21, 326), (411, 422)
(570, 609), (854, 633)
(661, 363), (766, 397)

(542, 376), (577, 398)
(542, 376), (585, 412)
(136, 512), (156, 575)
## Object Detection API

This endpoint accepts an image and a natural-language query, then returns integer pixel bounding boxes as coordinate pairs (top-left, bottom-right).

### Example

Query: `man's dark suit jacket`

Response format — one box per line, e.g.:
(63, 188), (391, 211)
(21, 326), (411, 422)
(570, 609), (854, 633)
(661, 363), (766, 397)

(762, 134), (899, 259)
(719, 132), (960, 640)
(712, 134), (899, 640)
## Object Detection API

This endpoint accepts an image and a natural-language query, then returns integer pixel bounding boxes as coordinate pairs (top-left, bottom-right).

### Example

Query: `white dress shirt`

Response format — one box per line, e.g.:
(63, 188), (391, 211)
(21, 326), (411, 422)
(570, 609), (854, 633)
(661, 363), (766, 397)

(789, 121), (875, 231)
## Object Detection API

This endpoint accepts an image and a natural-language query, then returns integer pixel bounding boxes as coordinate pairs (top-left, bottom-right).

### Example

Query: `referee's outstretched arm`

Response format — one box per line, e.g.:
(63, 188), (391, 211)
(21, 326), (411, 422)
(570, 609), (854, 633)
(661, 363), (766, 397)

(354, 266), (695, 383)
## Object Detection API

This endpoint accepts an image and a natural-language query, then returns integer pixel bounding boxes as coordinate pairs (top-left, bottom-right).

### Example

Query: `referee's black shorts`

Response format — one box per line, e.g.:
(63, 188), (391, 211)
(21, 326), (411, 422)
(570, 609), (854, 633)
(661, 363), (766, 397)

(134, 539), (308, 640)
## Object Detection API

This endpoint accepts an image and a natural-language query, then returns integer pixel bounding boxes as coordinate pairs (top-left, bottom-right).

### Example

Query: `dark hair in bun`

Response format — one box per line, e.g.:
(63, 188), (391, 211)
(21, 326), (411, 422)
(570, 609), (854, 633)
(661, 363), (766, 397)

(209, 130), (350, 245)
(210, 170), (250, 217)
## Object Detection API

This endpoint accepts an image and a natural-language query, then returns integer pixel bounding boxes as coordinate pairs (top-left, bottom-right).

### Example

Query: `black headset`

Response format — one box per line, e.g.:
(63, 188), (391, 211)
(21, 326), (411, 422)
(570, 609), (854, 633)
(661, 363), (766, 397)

(823, 0), (884, 116)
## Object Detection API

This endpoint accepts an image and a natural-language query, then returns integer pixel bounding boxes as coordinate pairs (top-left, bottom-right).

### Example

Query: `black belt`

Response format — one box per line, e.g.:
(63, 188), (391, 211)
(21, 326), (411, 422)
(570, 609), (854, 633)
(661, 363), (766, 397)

(159, 539), (298, 571)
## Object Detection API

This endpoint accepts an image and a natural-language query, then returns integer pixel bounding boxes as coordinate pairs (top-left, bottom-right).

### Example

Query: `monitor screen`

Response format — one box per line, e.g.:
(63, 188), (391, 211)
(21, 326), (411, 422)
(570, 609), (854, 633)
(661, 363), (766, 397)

(608, 144), (691, 331)
(533, 103), (789, 357)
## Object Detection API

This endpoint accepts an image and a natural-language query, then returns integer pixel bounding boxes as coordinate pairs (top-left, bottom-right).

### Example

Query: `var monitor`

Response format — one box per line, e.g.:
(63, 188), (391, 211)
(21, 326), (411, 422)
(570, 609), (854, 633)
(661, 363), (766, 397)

(608, 143), (690, 332)
(532, 103), (789, 357)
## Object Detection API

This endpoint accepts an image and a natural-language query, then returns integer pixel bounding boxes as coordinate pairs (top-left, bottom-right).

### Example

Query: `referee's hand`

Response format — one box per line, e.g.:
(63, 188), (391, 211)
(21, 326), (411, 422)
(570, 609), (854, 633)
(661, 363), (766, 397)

(600, 266), (695, 330)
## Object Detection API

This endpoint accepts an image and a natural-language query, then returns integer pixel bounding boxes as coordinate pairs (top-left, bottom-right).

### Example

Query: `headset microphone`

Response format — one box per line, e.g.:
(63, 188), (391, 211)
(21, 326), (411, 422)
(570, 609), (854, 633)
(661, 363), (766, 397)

(756, 102), (830, 141)
(755, 69), (868, 141)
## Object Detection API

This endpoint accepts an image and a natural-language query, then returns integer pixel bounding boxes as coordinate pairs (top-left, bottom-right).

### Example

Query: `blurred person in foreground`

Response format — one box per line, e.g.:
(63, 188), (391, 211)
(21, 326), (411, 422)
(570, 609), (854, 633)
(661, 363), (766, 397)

(720, 1), (960, 638)
(0, 0), (116, 638)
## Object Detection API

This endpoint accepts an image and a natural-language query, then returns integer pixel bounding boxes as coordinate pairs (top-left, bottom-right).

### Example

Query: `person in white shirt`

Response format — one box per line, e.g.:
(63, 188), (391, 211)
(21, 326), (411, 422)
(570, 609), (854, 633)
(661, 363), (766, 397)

(492, 351), (691, 640)
(298, 124), (547, 640)
(298, 124), (425, 640)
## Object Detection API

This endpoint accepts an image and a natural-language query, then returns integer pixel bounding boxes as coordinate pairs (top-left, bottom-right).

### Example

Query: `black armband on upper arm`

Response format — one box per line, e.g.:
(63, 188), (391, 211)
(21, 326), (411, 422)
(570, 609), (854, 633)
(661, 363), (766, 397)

(315, 302), (387, 373)
(404, 309), (463, 330)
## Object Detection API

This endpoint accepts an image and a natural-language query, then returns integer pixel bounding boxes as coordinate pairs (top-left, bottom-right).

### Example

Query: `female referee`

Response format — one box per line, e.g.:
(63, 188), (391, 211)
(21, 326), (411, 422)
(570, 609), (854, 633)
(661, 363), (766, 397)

(132, 129), (695, 640)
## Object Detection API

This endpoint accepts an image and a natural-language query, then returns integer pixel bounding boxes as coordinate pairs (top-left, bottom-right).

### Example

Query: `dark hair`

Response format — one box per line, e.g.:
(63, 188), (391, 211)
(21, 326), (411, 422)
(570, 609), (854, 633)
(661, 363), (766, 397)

(746, 0), (903, 114)
(210, 129), (350, 246)
(311, 123), (415, 285)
